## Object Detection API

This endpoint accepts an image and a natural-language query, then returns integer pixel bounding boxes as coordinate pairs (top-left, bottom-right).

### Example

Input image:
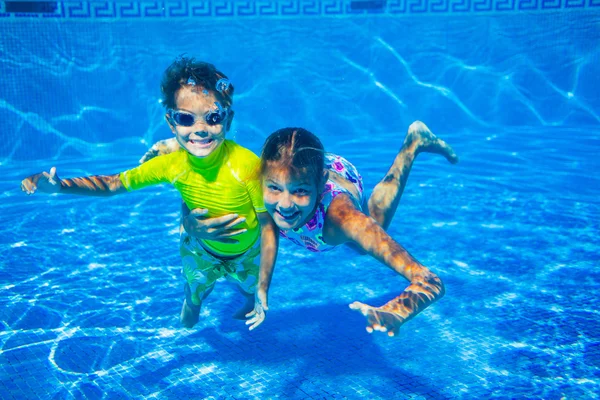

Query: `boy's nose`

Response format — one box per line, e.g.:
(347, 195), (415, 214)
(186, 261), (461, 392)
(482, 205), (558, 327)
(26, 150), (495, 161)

(193, 130), (209, 137)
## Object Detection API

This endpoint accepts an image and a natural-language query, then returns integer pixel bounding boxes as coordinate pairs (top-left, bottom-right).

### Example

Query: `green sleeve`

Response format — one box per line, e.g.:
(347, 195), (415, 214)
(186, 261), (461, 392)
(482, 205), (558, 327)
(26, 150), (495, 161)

(119, 153), (173, 191)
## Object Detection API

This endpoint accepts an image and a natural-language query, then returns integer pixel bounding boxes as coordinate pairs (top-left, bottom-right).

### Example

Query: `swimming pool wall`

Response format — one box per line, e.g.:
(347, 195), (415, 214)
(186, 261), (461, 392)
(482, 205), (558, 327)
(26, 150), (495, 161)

(0, 0), (598, 162)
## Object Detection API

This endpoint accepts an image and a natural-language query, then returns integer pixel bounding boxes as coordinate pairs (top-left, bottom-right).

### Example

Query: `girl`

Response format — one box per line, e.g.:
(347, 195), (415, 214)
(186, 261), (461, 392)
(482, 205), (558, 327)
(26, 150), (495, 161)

(186, 121), (458, 335)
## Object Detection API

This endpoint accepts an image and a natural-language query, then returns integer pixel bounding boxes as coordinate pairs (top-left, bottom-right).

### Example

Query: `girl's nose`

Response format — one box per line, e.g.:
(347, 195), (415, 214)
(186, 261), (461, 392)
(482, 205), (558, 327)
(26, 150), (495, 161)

(278, 192), (294, 209)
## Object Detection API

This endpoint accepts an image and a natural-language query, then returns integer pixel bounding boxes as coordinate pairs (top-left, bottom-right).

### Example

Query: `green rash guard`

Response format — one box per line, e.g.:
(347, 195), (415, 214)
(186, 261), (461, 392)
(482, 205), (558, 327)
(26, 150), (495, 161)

(119, 140), (266, 256)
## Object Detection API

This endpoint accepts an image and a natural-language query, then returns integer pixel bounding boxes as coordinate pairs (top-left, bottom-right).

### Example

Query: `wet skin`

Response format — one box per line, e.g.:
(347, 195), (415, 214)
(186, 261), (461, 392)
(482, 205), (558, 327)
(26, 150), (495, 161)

(141, 120), (458, 336)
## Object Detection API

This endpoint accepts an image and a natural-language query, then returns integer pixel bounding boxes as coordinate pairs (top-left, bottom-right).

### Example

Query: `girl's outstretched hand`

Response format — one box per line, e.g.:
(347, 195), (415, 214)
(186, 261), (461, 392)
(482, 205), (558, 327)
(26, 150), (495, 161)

(349, 301), (404, 337)
(245, 289), (268, 331)
(139, 138), (180, 163)
(21, 167), (61, 195)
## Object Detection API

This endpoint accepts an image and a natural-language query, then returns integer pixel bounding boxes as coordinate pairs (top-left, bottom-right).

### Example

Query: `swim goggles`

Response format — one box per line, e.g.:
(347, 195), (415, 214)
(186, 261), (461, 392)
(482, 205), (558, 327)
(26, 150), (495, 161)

(168, 102), (229, 127)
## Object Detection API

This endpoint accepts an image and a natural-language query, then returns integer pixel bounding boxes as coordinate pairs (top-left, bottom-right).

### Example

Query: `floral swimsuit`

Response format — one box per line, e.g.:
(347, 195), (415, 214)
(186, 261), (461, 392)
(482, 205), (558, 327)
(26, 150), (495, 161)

(279, 153), (364, 252)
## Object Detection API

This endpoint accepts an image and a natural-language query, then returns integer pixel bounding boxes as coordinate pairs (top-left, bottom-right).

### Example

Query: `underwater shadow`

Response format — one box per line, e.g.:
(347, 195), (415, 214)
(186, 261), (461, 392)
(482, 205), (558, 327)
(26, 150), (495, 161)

(173, 295), (446, 398)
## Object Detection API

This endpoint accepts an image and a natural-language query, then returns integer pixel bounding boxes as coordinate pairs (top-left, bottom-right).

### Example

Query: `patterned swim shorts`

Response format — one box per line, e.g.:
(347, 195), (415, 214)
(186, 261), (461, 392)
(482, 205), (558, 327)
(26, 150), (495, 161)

(179, 233), (261, 306)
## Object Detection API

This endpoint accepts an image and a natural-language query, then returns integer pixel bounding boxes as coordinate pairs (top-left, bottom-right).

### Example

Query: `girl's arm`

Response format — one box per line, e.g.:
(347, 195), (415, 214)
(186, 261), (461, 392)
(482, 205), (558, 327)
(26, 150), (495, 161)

(246, 211), (279, 331)
(181, 202), (248, 243)
(21, 167), (126, 196)
(323, 194), (445, 336)
(139, 138), (180, 163)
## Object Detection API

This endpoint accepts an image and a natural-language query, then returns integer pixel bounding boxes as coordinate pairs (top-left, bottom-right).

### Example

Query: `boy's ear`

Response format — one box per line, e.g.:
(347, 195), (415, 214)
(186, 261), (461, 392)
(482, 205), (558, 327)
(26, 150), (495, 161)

(225, 110), (235, 131)
(165, 114), (176, 133)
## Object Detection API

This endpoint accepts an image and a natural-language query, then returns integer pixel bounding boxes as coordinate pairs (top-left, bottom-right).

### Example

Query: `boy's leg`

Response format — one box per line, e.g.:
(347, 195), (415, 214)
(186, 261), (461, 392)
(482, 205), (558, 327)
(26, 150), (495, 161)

(367, 121), (458, 230)
(180, 233), (225, 328)
(180, 283), (214, 328)
(231, 285), (256, 320)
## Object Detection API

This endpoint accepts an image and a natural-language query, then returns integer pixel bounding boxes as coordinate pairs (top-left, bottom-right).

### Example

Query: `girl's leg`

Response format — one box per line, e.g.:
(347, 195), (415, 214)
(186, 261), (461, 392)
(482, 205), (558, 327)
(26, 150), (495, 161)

(367, 121), (458, 230)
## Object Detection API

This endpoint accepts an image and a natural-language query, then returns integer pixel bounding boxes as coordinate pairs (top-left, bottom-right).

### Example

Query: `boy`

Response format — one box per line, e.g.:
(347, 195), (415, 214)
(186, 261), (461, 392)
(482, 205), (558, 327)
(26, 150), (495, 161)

(21, 56), (277, 330)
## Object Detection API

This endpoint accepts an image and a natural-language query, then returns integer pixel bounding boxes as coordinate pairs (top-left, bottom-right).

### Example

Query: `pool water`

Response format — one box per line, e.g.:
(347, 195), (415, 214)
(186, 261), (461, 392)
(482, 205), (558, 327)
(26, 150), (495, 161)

(1, 2), (599, 399)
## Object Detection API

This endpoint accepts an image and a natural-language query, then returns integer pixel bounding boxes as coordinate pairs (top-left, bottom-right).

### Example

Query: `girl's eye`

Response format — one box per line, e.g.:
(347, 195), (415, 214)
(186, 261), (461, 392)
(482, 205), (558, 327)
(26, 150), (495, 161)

(294, 189), (310, 195)
(268, 185), (281, 192)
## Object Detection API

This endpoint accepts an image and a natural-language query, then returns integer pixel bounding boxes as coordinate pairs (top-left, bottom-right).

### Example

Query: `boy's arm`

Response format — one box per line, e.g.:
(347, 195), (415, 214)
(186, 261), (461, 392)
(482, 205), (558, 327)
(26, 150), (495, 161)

(246, 211), (279, 331)
(324, 194), (445, 337)
(21, 167), (126, 196)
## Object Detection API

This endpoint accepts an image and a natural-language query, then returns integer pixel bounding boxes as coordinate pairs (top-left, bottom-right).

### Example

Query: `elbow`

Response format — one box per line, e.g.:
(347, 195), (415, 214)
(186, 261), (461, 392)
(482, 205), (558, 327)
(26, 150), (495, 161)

(423, 272), (445, 302)
(437, 277), (446, 300)
(432, 273), (445, 301)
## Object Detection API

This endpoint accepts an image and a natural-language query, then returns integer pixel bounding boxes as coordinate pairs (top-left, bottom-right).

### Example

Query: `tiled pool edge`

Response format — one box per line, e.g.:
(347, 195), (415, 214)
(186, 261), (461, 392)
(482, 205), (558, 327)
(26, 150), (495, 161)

(1, 0), (598, 20)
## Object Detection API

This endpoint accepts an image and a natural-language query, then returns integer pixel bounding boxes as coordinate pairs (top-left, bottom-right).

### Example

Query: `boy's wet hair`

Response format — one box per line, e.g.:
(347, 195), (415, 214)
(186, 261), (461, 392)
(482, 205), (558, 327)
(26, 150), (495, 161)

(261, 128), (325, 187)
(160, 55), (234, 109)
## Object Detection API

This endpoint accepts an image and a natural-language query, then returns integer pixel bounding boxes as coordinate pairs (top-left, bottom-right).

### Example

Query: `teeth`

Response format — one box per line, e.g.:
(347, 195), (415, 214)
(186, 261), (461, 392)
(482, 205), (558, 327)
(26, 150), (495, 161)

(278, 211), (298, 219)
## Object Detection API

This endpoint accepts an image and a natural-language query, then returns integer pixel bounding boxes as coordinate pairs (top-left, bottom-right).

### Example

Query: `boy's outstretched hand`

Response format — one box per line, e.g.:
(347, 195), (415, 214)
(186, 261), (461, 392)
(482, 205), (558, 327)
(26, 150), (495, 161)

(21, 167), (61, 195)
(245, 289), (268, 331)
(349, 301), (404, 337)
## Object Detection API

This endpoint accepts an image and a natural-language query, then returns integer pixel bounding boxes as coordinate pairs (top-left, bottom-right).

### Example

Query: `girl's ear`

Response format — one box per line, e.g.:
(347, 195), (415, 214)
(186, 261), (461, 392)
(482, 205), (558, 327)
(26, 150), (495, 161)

(165, 114), (176, 134)
(321, 170), (329, 186)
(225, 110), (235, 131)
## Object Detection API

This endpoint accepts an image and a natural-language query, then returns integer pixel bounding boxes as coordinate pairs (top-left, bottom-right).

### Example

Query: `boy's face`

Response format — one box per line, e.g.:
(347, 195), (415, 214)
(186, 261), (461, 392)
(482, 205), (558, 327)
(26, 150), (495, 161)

(166, 85), (231, 158)
(262, 165), (320, 231)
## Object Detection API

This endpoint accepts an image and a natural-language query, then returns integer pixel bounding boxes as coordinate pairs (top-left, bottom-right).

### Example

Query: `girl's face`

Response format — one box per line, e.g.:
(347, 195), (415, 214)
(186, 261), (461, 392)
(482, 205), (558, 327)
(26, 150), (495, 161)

(166, 85), (231, 158)
(263, 166), (320, 231)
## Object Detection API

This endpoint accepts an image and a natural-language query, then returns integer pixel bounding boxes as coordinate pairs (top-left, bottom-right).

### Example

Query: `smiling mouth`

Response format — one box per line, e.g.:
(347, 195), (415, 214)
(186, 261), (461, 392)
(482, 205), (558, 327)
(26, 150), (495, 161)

(189, 138), (214, 146)
(276, 210), (300, 221)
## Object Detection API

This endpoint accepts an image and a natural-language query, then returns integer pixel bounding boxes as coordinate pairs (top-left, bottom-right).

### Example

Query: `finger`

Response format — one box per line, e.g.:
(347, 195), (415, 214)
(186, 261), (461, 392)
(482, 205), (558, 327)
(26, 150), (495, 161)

(209, 237), (239, 244)
(248, 316), (264, 331)
(366, 326), (373, 333)
(42, 171), (56, 185)
(49, 167), (56, 179)
(20, 180), (32, 193)
(189, 208), (209, 217)
(388, 324), (400, 337)
(349, 302), (369, 315)
(206, 214), (241, 227)
(223, 217), (247, 229)
(245, 309), (256, 318)
(245, 314), (260, 326)
(218, 228), (247, 238)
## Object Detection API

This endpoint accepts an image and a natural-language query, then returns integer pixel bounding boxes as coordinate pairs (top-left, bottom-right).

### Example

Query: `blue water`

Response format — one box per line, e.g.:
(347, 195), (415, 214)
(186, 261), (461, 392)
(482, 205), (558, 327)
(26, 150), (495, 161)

(1, 2), (599, 399)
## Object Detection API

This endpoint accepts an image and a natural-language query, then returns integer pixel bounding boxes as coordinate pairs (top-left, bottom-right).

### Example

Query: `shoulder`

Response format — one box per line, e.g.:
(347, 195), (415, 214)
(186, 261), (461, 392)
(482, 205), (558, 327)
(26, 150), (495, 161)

(135, 149), (187, 174)
(224, 140), (261, 176)
(225, 140), (260, 162)
(323, 193), (364, 245)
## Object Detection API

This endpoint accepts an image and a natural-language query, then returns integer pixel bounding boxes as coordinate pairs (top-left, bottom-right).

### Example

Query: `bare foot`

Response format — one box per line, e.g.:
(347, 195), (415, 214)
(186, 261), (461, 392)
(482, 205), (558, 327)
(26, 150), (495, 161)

(405, 121), (459, 164)
(180, 298), (200, 328)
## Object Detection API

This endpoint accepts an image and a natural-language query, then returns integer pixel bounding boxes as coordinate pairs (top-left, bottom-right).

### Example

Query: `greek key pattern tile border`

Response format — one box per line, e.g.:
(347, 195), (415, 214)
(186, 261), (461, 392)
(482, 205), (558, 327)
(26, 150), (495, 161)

(1, 0), (598, 19)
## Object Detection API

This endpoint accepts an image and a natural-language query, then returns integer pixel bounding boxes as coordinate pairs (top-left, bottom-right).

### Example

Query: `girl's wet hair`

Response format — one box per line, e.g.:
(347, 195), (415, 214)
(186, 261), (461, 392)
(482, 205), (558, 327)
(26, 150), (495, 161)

(261, 128), (325, 187)
(160, 55), (234, 109)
